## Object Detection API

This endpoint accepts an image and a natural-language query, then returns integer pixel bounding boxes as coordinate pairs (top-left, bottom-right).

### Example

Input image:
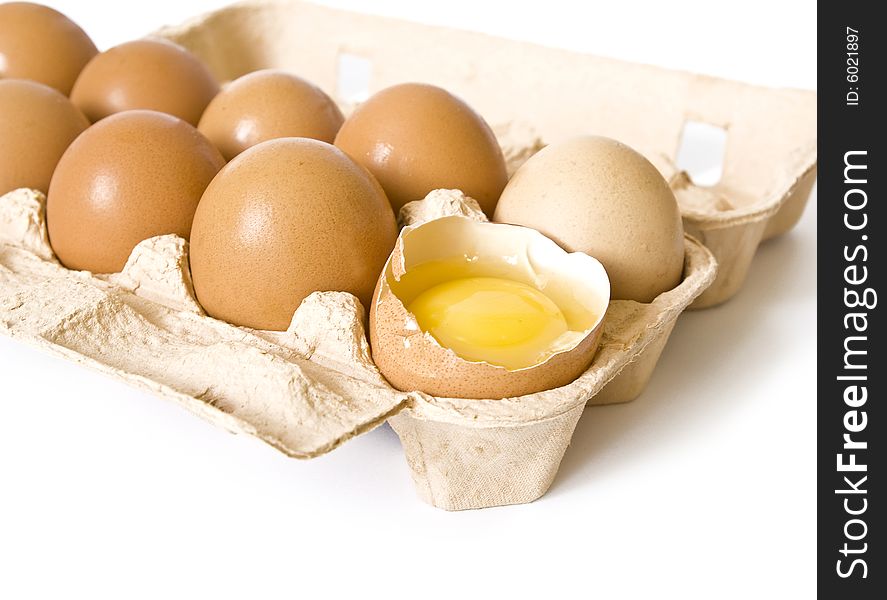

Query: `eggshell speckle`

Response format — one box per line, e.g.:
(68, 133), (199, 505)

(189, 137), (398, 331)
(198, 69), (344, 160)
(70, 38), (219, 125)
(369, 216), (609, 399)
(0, 79), (89, 195)
(334, 83), (507, 216)
(494, 136), (684, 303)
(46, 109), (225, 273)
(0, 2), (98, 95)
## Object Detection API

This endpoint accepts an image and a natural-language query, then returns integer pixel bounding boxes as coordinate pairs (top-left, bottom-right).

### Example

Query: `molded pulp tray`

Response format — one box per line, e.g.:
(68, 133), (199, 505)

(3, 0), (816, 510)
(157, 0), (816, 308)
(0, 189), (716, 510)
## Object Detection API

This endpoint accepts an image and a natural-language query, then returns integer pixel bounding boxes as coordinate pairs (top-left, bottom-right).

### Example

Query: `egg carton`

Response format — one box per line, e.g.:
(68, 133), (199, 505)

(0, 188), (716, 510)
(156, 0), (816, 309)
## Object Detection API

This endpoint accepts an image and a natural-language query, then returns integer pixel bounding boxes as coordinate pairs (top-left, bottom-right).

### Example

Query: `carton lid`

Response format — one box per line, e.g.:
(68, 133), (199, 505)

(159, 0), (815, 230)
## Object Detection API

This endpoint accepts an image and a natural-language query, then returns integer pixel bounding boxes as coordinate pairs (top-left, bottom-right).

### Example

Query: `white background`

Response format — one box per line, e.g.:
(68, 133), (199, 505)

(1, 1), (816, 598)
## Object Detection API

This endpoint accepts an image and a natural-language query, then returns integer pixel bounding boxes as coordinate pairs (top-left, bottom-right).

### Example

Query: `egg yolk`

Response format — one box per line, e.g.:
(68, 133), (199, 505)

(407, 277), (569, 370)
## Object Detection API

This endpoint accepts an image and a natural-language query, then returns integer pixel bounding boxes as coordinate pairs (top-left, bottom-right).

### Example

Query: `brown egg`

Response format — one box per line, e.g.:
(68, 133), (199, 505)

(334, 83), (507, 216)
(197, 69), (344, 161)
(189, 137), (398, 331)
(70, 38), (219, 125)
(46, 110), (225, 273)
(494, 136), (684, 303)
(0, 79), (89, 195)
(0, 2), (97, 95)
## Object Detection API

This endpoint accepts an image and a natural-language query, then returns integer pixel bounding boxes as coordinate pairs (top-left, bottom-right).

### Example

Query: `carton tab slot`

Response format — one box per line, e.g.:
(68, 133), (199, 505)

(675, 120), (728, 187)
(336, 52), (373, 105)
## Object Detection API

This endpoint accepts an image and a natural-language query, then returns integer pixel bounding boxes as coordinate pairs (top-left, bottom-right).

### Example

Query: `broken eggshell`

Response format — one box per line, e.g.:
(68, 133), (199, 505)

(369, 208), (610, 399)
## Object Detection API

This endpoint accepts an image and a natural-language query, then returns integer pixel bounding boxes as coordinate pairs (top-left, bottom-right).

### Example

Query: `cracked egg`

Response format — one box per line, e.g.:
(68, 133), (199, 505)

(369, 215), (609, 399)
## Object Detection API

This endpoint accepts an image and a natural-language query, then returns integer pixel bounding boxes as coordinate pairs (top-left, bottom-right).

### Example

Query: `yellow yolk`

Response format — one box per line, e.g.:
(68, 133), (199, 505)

(407, 276), (569, 370)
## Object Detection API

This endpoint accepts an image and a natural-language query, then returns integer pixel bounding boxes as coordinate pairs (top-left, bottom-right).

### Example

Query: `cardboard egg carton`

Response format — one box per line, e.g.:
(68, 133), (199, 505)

(156, 0), (815, 308)
(0, 188), (716, 510)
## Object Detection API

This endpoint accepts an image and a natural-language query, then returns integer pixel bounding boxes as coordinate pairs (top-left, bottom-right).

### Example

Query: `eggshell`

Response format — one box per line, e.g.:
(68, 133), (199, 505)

(0, 79), (89, 195)
(46, 109), (225, 273)
(197, 69), (344, 160)
(189, 137), (398, 331)
(70, 38), (220, 125)
(370, 215), (609, 399)
(334, 83), (507, 216)
(494, 136), (684, 303)
(0, 2), (97, 95)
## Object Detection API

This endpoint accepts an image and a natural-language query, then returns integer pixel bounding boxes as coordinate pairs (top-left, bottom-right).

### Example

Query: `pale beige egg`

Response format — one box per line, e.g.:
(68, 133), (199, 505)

(369, 216), (609, 399)
(494, 136), (684, 303)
